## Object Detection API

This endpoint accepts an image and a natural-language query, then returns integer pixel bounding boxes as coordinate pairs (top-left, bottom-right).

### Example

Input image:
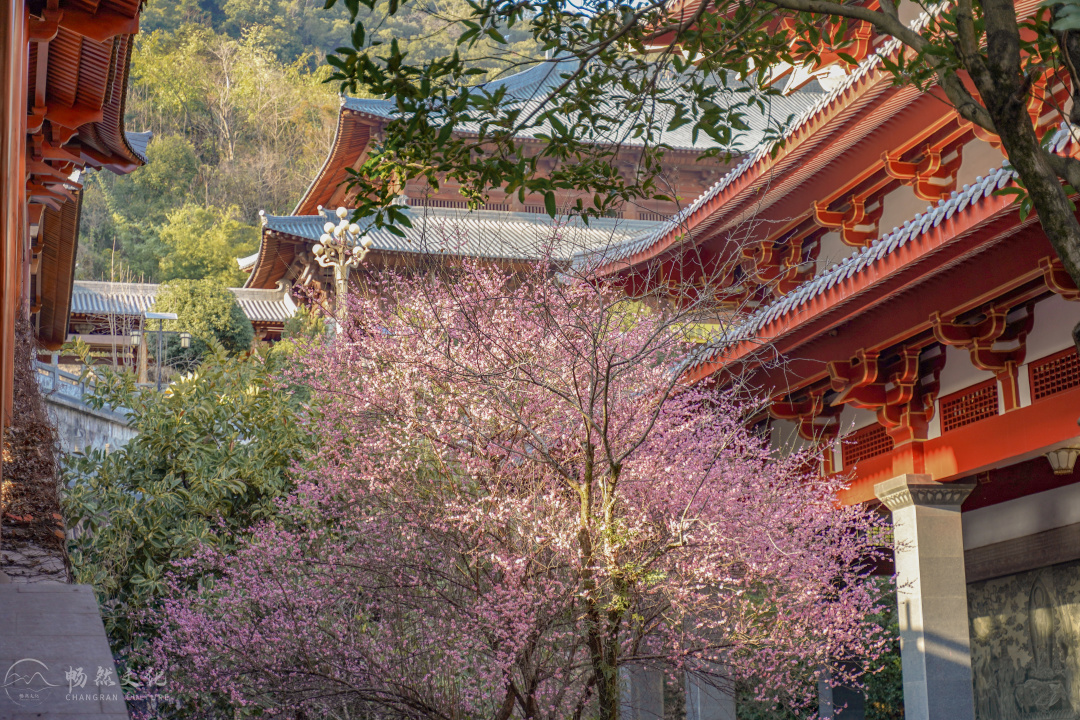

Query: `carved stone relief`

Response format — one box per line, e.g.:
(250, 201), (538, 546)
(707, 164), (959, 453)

(968, 559), (1080, 720)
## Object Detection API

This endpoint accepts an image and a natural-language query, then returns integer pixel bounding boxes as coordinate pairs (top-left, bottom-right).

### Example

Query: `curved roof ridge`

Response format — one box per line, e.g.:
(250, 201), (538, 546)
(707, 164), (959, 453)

(580, 6), (963, 272)
(675, 138), (1080, 375)
(580, 41), (903, 270)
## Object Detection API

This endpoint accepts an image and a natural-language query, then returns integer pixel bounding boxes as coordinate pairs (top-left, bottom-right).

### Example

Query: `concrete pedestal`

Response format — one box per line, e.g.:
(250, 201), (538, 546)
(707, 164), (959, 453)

(875, 474), (976, 720)
(620, 665), (664, 720)
(686, 671), (736, 720)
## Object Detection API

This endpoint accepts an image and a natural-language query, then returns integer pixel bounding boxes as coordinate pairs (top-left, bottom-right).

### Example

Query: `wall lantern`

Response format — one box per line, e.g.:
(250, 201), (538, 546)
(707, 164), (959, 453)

(129, 329), (142, 347)
(180, 332), (192, 349)
(1045, 446), (1080, 475)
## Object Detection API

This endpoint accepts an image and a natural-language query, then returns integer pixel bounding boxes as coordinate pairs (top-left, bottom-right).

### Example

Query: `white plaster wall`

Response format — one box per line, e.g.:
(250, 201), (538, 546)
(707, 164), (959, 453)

(835, 404), (880, 471)
(837, 403), (878, 434)
(954, 138), (1007, 190)
(937, 344), (995, 399)
(878, 183), (929, 239)
(769, 418), (811, 457)
(1017, 368), (1033, 409)
(1025, 293), (1080, 365)
(815, 230), (851, 276)
(963, 481), (1080, 549)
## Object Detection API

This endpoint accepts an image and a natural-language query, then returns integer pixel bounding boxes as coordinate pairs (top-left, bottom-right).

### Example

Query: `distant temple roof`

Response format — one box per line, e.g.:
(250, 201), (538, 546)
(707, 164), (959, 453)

(124, 130), (154, 164)
(342, 58), (827, 153)
(246, 205), (666, 288)
(262, 206), (663, 262)
(70, 281), (298, 324)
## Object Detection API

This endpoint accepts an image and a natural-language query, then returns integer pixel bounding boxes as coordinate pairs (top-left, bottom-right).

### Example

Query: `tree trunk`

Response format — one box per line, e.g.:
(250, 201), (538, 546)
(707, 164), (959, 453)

(975, 0), (1080, 358)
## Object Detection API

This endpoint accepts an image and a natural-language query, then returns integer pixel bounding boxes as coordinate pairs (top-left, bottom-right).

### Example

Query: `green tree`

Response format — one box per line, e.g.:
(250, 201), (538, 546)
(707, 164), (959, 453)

(63, 343), (318, 649)
(153, 278), (255, 358)
(113, 135), (202, 226)
(158, 204), (258, 285)
(78, 26), (341, 282)
(77, 135), (201, 282)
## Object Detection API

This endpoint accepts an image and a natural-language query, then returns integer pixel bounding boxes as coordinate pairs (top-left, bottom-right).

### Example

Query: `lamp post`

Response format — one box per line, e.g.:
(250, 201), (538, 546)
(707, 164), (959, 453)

(129, 327), (146, 382)
(313, 206), (373, 331)
(145, 311), (179, 392)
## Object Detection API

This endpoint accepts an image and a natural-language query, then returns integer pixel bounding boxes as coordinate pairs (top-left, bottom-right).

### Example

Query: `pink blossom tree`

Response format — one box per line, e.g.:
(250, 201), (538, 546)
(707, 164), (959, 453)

(152, 258), (887, 720)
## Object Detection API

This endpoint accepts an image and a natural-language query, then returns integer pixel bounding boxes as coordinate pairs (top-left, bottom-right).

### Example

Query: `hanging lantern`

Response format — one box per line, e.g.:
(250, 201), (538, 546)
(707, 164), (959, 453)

(1044, 446), (1080, 475)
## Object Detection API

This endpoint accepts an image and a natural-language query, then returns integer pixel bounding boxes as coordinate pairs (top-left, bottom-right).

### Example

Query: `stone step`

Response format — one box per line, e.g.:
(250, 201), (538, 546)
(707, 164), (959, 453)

(0, 583), (129, 719)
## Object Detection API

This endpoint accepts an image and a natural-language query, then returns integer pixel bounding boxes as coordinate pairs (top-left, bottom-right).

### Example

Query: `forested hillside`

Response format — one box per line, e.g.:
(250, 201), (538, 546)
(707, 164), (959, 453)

(77, 0), (537, 284)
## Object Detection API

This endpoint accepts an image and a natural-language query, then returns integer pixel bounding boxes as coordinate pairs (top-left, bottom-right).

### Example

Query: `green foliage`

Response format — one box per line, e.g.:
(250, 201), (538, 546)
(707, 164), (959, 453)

(153, 278), (255, 358)
(141, 0), (535, 72)
(63, 343), (318, 649)
(77, 136), (201, 281)
(1046, 0), (1080, 31)
(77, 26), (340, 282)
(76, 3), (540, 283)
(282, 303), (327, 341)
(142, 0), (356, 68)
(158, 204), (258, 285)
(863, 585), (904, 720)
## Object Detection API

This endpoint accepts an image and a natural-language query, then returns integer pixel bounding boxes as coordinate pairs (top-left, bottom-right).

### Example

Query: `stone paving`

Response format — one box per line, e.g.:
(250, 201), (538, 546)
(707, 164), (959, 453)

(0, 582), (129, 719)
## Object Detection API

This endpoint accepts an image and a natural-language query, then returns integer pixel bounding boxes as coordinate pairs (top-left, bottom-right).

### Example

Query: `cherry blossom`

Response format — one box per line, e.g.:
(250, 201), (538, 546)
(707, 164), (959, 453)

(152, 259), (888, 719)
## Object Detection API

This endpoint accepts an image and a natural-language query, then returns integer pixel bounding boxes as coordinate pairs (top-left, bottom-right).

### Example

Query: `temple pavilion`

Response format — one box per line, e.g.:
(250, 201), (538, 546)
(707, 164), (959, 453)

(594, 19), (1080, 720)
(243, 23), (1080, 720)
(242, 59), (827, 293)
(1, 3), (148, 717)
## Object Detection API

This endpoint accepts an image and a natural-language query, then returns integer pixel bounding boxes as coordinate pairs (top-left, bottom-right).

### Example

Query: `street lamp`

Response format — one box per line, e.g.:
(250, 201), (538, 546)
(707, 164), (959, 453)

(129, 328), (141, 347)
(180, 332), (191, 349)
(314, 206), (374, 330)
(145, 311), (179, 392)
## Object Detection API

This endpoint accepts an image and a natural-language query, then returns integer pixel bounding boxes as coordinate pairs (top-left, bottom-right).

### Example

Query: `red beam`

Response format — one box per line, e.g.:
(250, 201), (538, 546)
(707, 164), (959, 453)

(57, 8), (138, 42)
(45, 103), (103, 130)
(692, 190), (1040, 387)
(837, 383), (1080, 504)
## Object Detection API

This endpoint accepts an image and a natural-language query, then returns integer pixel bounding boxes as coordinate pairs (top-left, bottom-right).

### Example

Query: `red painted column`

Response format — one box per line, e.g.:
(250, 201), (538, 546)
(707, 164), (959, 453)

(1, 0), (29, 431)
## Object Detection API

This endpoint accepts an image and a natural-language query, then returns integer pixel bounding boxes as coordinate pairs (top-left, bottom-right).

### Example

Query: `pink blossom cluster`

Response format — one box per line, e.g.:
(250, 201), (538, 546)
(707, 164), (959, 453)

(151, 261), (888, 719)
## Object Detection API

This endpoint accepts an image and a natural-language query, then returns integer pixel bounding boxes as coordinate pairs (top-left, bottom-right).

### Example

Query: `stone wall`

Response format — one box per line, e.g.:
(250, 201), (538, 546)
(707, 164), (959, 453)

(968, 558), (1080, 720)
(42, 392), (134, 454)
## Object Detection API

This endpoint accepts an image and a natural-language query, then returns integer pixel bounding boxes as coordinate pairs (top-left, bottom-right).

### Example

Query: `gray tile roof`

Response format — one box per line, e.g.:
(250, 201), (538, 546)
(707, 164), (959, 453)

(679, 122), (1076, 373)
(263, 206), (665, 262)
(70, 281), (298, 324)
(574, 37), (916, 269)
(124, 130), (153, 164)
(342, 59), (826, 152)
(341, 96), (395, 118)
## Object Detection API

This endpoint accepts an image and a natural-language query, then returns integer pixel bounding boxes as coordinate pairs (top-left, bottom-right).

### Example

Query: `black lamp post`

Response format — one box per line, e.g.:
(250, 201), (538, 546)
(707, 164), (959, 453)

(144, 311), (179, 392)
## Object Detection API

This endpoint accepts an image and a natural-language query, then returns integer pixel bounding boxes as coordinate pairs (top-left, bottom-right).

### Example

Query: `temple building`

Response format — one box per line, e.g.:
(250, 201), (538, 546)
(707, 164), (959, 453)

(239, 20), (1080, 720)
(1, 0), (149, 427)
(243, 59), (827, 294)
(67, 279), (298, 357)
(590, 25), (1080, 720)
(1, 2), (148, 718)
